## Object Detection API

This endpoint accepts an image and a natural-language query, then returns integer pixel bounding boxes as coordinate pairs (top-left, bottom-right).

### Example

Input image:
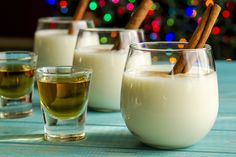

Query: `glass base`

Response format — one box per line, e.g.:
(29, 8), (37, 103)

(45, 132), (85, 142)
(0, 109), (32, 119)
(42, 108), (87, 142)
(0, 92), (33, 119)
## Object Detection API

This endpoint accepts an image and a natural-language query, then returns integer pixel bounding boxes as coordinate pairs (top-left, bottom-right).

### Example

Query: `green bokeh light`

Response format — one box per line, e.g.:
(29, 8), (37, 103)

(100, 37), (108, 43)
(129, 0), (136, 3)
(151, 3), (157, 10)
(89, 1), (97, 10)
(165, 48), (173, 56)
(167, 18), (174, 26)
(103, 13), (112, 22)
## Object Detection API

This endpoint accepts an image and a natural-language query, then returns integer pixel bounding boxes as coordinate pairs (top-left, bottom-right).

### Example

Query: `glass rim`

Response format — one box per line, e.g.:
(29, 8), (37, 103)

(36, 66), (92, 76)
(38, 17), (93, 24)
(130, 41), (212, 52)
(79, 27), (144, 32)
(0, 51), (37, 61)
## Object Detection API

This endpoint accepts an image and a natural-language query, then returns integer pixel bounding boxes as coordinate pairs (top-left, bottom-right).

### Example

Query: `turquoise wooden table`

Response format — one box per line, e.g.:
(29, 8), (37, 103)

(0, 61), (235, 157)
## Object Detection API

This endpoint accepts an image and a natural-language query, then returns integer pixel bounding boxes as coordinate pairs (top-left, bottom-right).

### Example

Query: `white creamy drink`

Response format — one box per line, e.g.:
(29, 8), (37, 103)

(34, 30), (77, 67)
(121, 65), (219, 148)
(73, 45), (151, 111)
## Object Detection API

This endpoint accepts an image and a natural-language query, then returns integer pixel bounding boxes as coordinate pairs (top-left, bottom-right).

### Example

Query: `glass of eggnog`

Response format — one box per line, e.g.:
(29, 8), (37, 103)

(121, 41), (219, 149)
(73, 28), (145, 111)
(34, 17), (94, 67)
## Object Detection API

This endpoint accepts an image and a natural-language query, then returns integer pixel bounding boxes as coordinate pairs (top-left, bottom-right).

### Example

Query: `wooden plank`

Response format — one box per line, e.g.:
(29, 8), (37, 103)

(0, 142), (236, 157)
(0, 123), (235, 154)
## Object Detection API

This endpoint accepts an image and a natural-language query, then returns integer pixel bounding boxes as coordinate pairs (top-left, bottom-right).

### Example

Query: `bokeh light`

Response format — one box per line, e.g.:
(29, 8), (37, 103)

(111, 32), (117, 38)
(103, 13), (112, 22)
(50, 23), (56, 29)
(226, 2), (235, 10)
(152, 56), (159, 62)
(167, 18), (174, 27)
(185, 7), (194, 17)
(98, 0), (106, 7)
(47, 0), (56, 5)
(165, 32), (175, 41)
(117, 6), (124, 15)
(89, 1), (98, 10)
(100, 37), (108, 44)
(222, 10), (230, 19)
(60, 7), (68, 14)
(169, 57), (177, 64)
(129, 0), (136, 3)
(212, 26), (221, 35)
(45, 0), (236, 60)
(126, 3), (134, 11)
(178, 38), (187, 48)
(59, 0), (67, 8)
(152, 20), (160, 32)
(192, 10), (197, 17)
(150, 32), (158, 40)
(112, 0), (120, 4)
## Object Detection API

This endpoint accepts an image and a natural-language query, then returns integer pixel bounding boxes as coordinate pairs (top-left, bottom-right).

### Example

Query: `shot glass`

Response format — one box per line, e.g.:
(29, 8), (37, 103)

(0, 51), (37, 119)
(36, 66), (92, 142)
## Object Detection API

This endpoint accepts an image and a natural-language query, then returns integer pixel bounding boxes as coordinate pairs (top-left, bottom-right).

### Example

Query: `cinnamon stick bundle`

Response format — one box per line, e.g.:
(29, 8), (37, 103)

(171, 4), (221, 74)
(112, 0), (153, 50)
(68, 0), (90, 35)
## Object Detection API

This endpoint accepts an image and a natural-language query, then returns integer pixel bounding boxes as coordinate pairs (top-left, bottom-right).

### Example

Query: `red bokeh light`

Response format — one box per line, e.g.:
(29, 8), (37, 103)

(222, 10), (230, 19)
(226, 2), (235, 10)
(212, 26), (220, 35)
(59, 0), (67, 8)
(98, 0), (106, 7)
(148, 10), (154, 16)
(117, 6), (124, 15)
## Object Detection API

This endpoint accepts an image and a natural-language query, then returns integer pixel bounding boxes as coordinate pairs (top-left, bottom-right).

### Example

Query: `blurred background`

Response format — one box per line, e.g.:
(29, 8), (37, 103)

(0, 0), (235, 60)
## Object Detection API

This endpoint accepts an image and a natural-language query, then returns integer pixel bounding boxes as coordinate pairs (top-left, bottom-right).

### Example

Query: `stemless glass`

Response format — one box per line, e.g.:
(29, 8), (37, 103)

(36, 66), (92, 142)
(0, 51), (37, 118)
(73, 28), (145, 111)
(121, 42), (219, 149)
(34, 17), (94, 67)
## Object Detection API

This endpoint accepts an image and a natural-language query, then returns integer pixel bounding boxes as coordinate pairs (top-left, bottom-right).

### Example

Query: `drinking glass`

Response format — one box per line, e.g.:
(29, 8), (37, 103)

(0, 51), (37, 118)
(34, 17), (94, 67)
(36, 66), (92, 142)
(73, 28), (145, 111)
(121, 42), (219, 148)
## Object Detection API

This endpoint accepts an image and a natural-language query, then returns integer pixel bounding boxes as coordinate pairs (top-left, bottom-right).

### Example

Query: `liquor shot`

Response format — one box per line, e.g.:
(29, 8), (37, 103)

(0, 51), (37, 119)
(36, 66), (92, 142)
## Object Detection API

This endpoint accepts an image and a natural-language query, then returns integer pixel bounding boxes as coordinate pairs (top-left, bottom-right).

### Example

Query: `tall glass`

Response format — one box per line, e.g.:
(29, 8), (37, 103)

(73, 28), (145, 111)
(0, 51), (37, 118)
(34, 17), (94, 67)
(121, 42), (219, 148)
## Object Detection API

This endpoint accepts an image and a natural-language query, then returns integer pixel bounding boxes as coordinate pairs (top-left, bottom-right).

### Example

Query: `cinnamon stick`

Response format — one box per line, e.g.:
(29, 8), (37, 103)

(68, 0), (90, 35)
(112, 0), (153, 50)
(125, 0), (153, 29)
(171, 4), (221, 74)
